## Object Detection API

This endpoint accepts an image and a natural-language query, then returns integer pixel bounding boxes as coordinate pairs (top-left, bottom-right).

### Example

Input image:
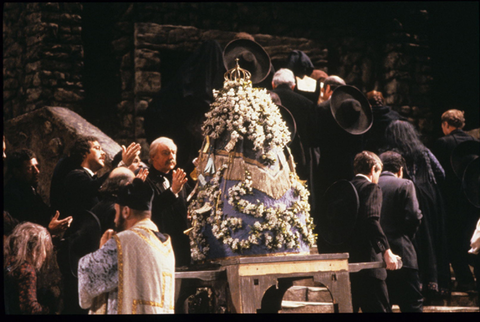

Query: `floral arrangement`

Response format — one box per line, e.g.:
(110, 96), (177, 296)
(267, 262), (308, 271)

(202, 78), (291, 165)
(189, 77), (316, 262)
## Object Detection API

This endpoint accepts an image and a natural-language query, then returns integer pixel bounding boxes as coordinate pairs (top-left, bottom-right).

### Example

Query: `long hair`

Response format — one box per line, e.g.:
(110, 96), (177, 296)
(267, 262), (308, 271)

(384, 120), (426, 165)
(4, 222), (54, 272)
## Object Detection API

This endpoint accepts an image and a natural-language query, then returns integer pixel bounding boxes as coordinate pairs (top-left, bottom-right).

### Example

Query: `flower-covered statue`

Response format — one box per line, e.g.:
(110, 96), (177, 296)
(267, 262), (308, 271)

(188, 61), (316, 261)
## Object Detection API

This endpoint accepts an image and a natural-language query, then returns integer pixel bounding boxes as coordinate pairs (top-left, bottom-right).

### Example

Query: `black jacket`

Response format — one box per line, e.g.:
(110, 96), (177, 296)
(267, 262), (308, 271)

(349, 176), (390, 280)
(432, 129), (477, 185)
(63, 168), (109, 218)
(4, 179), (53, 227)
(378, 172), (422, 269)
(272, 84), (315, 181)
(313, 100), (365, 197)
(145, 167), (191, 267)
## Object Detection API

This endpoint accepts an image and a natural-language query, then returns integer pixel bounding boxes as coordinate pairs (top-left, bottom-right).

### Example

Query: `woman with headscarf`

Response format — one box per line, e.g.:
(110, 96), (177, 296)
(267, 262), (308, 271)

(384, 120), (450, 299)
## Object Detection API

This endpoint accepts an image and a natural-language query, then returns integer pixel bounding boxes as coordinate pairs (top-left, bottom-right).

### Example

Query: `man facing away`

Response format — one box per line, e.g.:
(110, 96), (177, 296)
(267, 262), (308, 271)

(271, 68), (316, 182)
(378, 151), (424, 312)
(432, 109), (479, 291)
(78, 178), (175, 314)
(348, 151), (401, 313)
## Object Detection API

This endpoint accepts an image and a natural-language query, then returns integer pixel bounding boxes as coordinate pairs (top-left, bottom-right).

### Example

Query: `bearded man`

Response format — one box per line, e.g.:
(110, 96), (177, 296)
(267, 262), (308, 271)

(78, 178), (175, 314)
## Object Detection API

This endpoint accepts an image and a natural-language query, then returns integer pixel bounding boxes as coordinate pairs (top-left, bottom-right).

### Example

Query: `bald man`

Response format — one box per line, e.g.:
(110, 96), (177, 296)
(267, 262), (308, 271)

(90, 166), (147, 233)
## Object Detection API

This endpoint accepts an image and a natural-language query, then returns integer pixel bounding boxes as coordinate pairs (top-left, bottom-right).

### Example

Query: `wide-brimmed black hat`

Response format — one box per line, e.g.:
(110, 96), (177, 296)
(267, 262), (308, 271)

(451, 140), (480, 179)
(67, 210), (102, 277)
(318, 179), (359, 246)
(462, 157), (480, 208)
(223, 39), (271, 84)
(330, 85), (373, 135)
(116, 178), (154, 211)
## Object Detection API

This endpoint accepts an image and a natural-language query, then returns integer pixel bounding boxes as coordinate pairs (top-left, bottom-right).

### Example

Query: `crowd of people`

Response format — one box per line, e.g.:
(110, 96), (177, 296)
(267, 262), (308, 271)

(3, 38), (480, 314)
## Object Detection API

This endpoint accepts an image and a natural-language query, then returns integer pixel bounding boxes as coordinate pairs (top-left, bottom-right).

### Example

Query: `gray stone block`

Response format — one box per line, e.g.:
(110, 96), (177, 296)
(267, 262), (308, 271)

(4, 106), (121, 204)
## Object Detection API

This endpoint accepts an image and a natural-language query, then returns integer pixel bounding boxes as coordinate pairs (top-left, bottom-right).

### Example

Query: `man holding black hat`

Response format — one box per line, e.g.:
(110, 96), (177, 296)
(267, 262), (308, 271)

(312, 84), (372, 226)
(78, 178), (175, 314)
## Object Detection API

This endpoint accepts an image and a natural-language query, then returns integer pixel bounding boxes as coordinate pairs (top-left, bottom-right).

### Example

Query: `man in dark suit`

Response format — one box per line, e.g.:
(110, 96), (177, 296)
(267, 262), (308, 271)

(432, 109), (479, 291)
(62, 136), (109, 218)
(145, 137), (191, 267)
(312, 76), (364, 199)
(348, 151), (401, 313)
(378, 151), (423, 312)
(61, 137), (141, 219)
(58, 137), (141, 313)
(271, 68), (315, 183)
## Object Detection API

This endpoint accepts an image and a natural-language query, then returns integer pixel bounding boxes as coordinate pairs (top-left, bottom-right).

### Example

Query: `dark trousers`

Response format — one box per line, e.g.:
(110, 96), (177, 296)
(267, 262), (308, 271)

(350, 273), (392, 313)
(386, 268), (424, 312)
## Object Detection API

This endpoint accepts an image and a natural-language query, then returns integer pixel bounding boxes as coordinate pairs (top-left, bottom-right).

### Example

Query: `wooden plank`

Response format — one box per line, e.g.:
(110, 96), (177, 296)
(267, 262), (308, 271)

(175, 269), (225, 281)
(216, 253), (349, 267)
(238, 259), (348, 276)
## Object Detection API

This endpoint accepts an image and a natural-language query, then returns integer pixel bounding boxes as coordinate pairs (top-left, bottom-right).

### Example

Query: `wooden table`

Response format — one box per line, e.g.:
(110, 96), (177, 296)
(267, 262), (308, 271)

(175, 253), (353, 313)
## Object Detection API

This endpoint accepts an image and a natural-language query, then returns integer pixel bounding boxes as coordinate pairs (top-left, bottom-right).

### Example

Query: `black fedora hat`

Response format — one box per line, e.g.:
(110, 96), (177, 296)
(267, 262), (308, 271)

(67, 210), (102, 277)
(462, 157), (480, 208)
(451, 140), (480, 179)
(318, 179), (359, 246)
(330, 85), (373, 135)
(223, 39), (271, 84)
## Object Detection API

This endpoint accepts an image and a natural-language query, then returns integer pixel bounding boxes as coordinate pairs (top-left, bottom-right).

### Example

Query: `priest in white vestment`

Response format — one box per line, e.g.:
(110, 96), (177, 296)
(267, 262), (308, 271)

(78, 178), (175, 314)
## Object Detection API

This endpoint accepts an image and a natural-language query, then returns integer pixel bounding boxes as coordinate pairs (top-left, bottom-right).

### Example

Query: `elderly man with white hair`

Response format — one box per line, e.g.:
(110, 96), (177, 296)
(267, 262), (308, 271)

(145, 137), (192, 268)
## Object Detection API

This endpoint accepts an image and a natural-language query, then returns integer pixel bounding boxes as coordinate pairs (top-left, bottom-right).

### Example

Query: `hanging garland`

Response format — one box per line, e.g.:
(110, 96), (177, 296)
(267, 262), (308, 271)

(189, 77), (316, 262)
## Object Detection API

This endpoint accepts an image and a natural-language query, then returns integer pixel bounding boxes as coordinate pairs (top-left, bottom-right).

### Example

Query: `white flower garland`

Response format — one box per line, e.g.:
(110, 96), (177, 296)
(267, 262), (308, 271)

(202, 79), (291, 165)
(188, 78), (316, 261)
(188, 166), (316, 261)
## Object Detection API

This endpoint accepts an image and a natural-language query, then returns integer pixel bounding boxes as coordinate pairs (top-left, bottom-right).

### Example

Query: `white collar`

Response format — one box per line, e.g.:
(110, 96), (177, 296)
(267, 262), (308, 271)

(355, 173), (372, 183)
(83, 167), (95, 177)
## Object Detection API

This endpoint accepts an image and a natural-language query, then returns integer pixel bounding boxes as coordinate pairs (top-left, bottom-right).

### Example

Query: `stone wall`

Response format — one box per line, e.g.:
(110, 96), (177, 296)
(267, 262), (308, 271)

(124, 23), (327, 161)
(3, 2), (84, 121)
(4, 107), (121, 203)
(4, 2), (438, 149)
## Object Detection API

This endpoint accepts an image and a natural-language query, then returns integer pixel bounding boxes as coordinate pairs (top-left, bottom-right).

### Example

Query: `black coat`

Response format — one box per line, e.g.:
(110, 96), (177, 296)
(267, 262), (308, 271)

(432, 129), (480, 284)
(432, 129), (477, 185)
(378, 172), (423, 269)
(4, 179), (53, 227)
(364, 105), (404, 154)
(313, 100), (365, 198)
(90, 196), (116, 233)
(272, 84), (315, 182)
(63, 168), (108, 218)
(349, 176), (390, 280)
(145, 167), (191, 267)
